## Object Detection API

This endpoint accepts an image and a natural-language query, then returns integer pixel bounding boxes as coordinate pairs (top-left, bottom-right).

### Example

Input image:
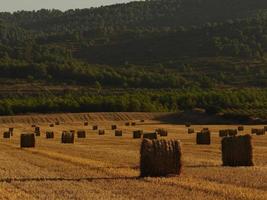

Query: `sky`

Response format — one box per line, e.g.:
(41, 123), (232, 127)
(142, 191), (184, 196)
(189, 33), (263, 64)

(0, 0), (141, 12)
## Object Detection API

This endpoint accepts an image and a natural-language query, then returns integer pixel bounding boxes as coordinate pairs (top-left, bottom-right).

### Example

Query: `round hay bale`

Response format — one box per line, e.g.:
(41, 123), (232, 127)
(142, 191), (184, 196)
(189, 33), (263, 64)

(256, 129), (265, 136)
(61, 132), (74, 144)
(221, 134), (253, 166)
(196, 131), (211, 145)
(131, 122), (136, 126)
(115, 130), (123, 137)
(125, 122), (130, 126)
(133, 130), (143, 139)
(84, 122), (89, 126)
(140, 120), (145, 123)
(34, 127), (41, 136)
(46, 131), (54, 139)
(21, 133), (35, 148)
(140, 139), (182, 177)
(49, 124), (54, 127)
(143, 132), (157, 140)
(77, 130), (86, 138)
(93, 125), (98, 130)
(185, 122), (191, 127)
(55, 121), (60, 125)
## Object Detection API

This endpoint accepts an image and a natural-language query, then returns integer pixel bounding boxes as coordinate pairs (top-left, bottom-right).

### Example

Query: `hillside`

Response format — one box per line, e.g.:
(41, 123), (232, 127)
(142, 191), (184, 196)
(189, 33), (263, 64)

(1, 0), (267, 117)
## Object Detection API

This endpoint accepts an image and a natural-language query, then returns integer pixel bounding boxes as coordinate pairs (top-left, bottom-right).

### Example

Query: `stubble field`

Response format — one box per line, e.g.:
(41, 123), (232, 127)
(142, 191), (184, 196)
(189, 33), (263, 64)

(0, 113), (266, 200)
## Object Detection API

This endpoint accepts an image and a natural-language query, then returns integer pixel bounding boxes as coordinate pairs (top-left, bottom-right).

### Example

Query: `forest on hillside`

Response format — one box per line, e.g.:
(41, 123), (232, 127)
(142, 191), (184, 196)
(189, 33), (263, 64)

(1, 0), (267, 118)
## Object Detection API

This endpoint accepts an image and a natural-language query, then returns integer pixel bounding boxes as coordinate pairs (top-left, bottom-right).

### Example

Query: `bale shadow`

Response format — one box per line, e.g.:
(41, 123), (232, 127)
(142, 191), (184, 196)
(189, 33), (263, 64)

(0, 176), (139, 183)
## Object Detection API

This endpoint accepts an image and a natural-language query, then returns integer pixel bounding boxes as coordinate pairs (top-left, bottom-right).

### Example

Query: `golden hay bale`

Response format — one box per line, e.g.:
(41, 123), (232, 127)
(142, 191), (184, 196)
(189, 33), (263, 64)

(219, 130), (228, 137)
(131, 122), (136, 126)
(143, 132), (158, 140)
(111, 125), (117, 130)
(256, 129), (265, 136)
(188, 128), (194, 134)
(221, 134), (253, 166)
(196, 131), (211, 145)
(20, 133), (35, 148)
(77, 130), (86, 138)
(9, 128), (14, 136)
(202, 128), (209, 131)
(133, 130), (143, 139)
(140, 139), (182, 177)
(61, 132), (74, 144)
(185, 122), (191, 127)
(3, 131), (11, 138)
(125, 122), (130, 126)
(228, 129), (238, 136)
(49, 124), (54, 127)
(34, 127), (41, 136)
(238, 126), (244, 131)
(31, 124), (36, 127)
(99, 130), (105, 135)
(84, 122), (89, 126)
(46, 131), (54, 139)
(251, 128), (257, 134)
(115, 130), (123, 137)
(264, 126), (267, 132)
(156, 128), (168, 137)
(93, 125), (98, 130)
(55, 121), (60, 125)
(140, 120), (145, 123)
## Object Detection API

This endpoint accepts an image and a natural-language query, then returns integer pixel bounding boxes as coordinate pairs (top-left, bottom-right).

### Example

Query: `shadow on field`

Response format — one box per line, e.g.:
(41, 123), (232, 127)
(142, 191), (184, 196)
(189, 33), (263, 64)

(0, 176), (139, 183)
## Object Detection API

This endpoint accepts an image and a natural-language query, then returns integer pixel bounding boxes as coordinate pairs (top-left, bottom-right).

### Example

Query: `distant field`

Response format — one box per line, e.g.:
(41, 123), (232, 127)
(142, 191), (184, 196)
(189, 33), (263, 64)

(0, 113), (266, 200)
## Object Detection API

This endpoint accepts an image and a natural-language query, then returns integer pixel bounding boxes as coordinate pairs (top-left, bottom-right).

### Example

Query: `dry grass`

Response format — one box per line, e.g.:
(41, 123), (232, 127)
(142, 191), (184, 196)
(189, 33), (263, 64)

(0, 113), (266, 199)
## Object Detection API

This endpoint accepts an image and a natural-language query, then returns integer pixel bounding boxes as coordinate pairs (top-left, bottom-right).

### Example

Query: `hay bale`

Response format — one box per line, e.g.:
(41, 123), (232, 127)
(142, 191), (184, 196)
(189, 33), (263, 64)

(156, 128), (168, 137)
(202, 128), (209, 131)
(49, 124), (54, 127)
(99, 130), (105, 135)
(125, 122), (130, 126)
(31, 124), (36, 127)
(20, 133), (35, 148)
(228, 129), (238, 136)
(221, 134), (253, 166)
(77, 130), (86, 138)
(256, 129), (265, 136)
(219, 130), (228, 137)
(9, 128), (14, 136)
(111, 125), (117, 130)
(93, 125), (98, 130)
(61, 132), (74, 144)
(140, 139), (182, 177)
(34, 127), (41, 136)
(3, 131), (11, 138)
(115, 130), (123, 137)
(55, 121), (60, 125)
(84, 122), (89, 126)
(131, 122), (136, 126)
(251, 128), (257, 134)
(140, 120), (145, 123)
(264, 126), (267, 132)
(188, 128), (194, 134)
(133, 130), (143, 139)
(196, 131), (211, 145)
(143, 132), (157, 140)
(46, 131), (54, 139)
(185, 122), (191, 127)
(238, 126), (244, 131)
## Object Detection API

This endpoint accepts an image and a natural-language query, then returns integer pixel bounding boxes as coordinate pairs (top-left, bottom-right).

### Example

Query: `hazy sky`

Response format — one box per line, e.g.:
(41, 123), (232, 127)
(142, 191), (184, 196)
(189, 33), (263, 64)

(0, 0), (141, 12)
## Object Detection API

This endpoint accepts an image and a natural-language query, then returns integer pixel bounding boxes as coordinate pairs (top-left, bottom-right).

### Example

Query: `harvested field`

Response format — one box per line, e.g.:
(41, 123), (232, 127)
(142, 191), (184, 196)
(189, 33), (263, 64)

(0, 112), (266, 200)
